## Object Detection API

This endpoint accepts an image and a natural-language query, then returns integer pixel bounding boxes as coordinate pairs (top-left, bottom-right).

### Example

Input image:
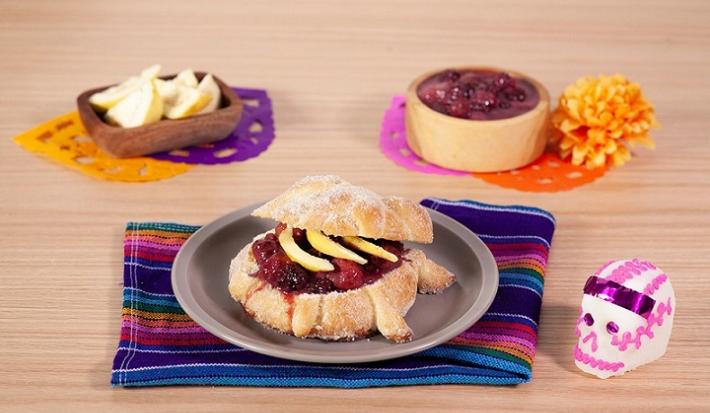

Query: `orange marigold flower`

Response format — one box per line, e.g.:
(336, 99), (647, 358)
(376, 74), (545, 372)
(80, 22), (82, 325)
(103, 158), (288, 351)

(550, 74), (659, 169)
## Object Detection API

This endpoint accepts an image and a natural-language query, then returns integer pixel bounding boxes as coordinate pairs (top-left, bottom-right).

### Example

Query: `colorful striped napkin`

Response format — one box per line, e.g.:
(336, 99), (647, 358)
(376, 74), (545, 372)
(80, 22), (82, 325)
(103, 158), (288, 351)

(111, 198), (555, 387)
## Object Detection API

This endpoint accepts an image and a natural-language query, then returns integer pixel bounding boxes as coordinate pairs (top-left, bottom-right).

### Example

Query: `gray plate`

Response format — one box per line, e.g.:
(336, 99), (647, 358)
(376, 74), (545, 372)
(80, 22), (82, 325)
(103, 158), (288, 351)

(172, 203), (498, 364)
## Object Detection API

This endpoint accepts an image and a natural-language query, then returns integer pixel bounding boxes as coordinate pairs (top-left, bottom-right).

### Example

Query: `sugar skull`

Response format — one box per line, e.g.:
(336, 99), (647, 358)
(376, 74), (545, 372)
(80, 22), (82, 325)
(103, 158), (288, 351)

(574, 259), (675, 378)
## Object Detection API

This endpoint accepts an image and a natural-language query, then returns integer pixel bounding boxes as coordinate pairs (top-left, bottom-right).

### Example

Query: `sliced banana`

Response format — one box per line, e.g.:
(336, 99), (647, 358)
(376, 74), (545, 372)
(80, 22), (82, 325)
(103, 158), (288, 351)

(153, 78), (178, 102)
(140, 64), (162, 80)
(173, 69), (199, 88)
(89, 64), (161, 112)
(306, 230), (367, 264)
(163, 85), (212, 119)
(104, 80), (163, 128)
(278, 226), (335, 272)
(89, 76), (141, 112)
(89, 65), (221, 125)
(343, 236), (398, 262)
(197, 73), (221, 114)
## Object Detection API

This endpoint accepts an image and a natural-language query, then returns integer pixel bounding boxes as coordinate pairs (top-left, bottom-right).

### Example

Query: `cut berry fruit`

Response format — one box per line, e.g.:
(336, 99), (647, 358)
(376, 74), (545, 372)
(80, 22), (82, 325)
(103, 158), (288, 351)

(492, 72), (514, 90)
(250, 228), (406, 295)
(470, 90), (497, 112)
(439, 70), (461, 82)
(417, 69), (539, 120)
(363, 242), (405, 275)
(275, 222), (306, 244)
(251, 233), (280, 265)
(306, 277), (335, 294)
(419, 89), (439, 105)
(274, 262), (309, 292)
(446, 85), (463, 102)
(447, 101), (468, 118)
(258, 252), (291, 283)
(292, 227), (306, 244)
(274, 222), (286, 236)
(327, 258), (366, 291)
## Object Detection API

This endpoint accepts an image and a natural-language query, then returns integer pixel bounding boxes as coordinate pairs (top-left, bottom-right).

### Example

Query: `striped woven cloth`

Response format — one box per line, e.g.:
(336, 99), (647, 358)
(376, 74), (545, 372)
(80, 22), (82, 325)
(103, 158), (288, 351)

(111, 198), (555, 387)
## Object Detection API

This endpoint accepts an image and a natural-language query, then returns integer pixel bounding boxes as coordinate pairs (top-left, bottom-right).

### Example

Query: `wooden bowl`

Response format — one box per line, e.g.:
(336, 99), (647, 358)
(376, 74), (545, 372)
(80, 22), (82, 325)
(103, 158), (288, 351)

(405, 67), (550, 172)
(77, 72), (242, 158)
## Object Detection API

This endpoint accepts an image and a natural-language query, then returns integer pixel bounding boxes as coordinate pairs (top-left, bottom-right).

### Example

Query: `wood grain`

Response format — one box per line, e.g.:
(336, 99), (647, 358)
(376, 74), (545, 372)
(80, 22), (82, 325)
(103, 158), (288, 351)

(77, 72), (242, 157)
(1, 0), (709, 412)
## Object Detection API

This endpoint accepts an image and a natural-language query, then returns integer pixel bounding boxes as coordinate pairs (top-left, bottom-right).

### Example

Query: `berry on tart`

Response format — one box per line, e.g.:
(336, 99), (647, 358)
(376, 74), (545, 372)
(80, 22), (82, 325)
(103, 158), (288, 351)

(228, 175), (456, 343)
(416, 69), (539, 121)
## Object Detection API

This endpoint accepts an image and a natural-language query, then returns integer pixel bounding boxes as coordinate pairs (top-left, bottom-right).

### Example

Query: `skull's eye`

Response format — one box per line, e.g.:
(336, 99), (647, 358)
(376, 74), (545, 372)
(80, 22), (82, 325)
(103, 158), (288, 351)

(606, 321), (619, 334)
(583, 313), (594, 326)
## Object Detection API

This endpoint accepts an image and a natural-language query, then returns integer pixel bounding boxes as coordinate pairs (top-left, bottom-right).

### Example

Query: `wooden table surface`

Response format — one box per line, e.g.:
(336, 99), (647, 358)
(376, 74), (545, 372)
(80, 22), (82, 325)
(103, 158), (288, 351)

(1, 0), (709, 411)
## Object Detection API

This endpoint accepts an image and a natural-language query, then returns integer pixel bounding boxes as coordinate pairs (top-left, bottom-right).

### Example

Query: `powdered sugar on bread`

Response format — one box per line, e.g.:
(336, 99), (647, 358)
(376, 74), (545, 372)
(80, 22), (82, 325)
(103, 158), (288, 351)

(252, 175), (433, 243)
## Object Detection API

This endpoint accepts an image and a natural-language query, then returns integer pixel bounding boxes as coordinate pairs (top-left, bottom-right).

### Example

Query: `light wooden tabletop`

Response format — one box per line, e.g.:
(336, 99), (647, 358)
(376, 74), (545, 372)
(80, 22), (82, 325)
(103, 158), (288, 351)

(1, 0), (709, 411)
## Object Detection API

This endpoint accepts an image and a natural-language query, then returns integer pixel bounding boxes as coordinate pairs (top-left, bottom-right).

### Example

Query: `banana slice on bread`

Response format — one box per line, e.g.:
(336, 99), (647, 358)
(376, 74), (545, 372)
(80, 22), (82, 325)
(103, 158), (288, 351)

(228, 175), (456, 343)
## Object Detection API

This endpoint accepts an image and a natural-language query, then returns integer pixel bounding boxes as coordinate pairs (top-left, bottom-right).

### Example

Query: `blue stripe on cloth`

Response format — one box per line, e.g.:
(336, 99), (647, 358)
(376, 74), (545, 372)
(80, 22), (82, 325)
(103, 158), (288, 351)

(498, 276), (544, 297)
(113, 373), (525, 387)
(126, 222), (201, 233)
(112, 361), (526, 387)
(123, 297), (180, 307)
(114, 364), (513, 380)
(124, 294), (182, 308)
(498, 272), (545, 291)
(417, 345), (532, 378)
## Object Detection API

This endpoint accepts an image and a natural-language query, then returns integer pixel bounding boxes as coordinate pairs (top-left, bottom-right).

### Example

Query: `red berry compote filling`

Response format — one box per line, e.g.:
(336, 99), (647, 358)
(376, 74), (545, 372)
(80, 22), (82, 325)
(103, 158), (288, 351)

(417, 69), (539, 120)
(250, 226), (407, 295)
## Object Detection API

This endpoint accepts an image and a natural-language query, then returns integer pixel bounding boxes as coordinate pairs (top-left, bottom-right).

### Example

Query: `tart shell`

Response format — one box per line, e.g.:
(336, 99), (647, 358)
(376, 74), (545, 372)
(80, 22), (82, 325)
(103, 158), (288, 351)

(405, 66), (550, 173)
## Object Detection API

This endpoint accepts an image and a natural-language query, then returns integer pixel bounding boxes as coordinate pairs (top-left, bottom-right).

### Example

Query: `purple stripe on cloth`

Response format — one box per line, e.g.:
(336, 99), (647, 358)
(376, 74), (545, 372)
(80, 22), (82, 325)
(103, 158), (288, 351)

(421, 199), (555, 245)
(486, 287), (542, 317)
(123, 268), (175, 292)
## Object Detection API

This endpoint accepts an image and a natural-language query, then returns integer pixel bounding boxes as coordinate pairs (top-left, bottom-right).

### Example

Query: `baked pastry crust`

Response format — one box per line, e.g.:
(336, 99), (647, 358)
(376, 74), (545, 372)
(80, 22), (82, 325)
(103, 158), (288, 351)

(228, 235), (455, 343)
(252, 175), (434, 243)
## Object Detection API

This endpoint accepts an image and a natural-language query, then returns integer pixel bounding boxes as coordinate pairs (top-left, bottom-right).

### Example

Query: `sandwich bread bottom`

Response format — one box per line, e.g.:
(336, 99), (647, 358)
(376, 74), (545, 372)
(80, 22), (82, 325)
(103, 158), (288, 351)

(228, 237), (455, 343)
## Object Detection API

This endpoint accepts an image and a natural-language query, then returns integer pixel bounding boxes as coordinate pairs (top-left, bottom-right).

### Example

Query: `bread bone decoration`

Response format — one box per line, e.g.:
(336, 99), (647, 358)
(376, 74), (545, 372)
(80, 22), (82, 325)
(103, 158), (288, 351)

(228, 175), (455, 343)
(574, 259), (675, 378)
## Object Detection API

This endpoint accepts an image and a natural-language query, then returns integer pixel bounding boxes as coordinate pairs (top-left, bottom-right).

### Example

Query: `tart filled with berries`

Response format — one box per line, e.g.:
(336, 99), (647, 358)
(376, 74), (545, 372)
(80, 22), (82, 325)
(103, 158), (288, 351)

(405, 67), (550, 172)
(228, 175), (455, 343)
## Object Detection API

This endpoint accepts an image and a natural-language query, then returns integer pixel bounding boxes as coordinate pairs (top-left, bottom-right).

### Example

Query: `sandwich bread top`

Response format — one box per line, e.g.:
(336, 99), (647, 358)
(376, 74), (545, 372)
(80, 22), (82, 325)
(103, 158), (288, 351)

(252, 175), (433, 243)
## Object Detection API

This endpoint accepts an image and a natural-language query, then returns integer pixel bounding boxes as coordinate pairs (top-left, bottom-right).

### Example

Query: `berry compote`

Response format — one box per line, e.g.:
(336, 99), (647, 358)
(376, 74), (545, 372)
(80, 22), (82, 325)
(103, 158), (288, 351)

(250, 226), (407, 295)
(417, 69), (539, 121)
